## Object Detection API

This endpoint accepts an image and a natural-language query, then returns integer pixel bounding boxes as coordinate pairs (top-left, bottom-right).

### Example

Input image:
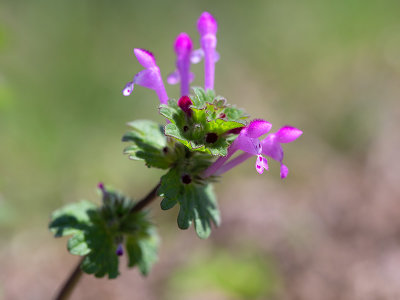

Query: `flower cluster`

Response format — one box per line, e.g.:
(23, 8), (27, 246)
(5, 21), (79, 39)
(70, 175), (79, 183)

(49, 12), (304, 282)
(122, 11), (302, 180)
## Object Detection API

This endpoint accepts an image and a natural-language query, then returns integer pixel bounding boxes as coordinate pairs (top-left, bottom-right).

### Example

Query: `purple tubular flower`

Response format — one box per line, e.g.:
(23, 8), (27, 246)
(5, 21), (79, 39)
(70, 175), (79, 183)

(167, 33), (194, 96)
(261, 126), (303, 179)
(122, 48), (169, 105)
(196, 12), (218, 91)
(202, 119), (272, 177)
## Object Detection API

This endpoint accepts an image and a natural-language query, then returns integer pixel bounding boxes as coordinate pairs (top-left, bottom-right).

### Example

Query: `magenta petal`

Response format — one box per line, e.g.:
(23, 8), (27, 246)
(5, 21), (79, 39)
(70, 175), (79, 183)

(122, 81), (134, 96)
(275, 126), (303, 143)
(174, 33), (193, 56)
(245, 119), (272, 138)
(167, 70), (180, 85)
(134, 48), (157, 69)
(197, 12), (218, 36)
(190, 48), (204, 64)
(234, 134), (262, 155)
(261, 134), (284, 162)
(133, 69), (159, 90)
(280, 164), (289, 179)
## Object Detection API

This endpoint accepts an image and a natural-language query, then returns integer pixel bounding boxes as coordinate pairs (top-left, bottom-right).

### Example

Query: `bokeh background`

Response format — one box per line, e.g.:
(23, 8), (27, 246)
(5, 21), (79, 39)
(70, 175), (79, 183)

(1, 0), (400, 299)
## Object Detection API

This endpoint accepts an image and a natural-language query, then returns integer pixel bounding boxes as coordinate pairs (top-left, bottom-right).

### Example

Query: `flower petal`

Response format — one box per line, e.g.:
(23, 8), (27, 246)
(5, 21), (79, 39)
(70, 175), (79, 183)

(245, 119), (272, 138)
(190, 48), (204, 64)
(234, 134), (262, 155)
(275, 126), (303, 143)
(280, 164), (289, 179)
(133, 69), (159, 90)
(167, 70), (180, 85)
(122, 81), (134, 96)
(134, 48), (157, 69)
(261, 134), (284, 162)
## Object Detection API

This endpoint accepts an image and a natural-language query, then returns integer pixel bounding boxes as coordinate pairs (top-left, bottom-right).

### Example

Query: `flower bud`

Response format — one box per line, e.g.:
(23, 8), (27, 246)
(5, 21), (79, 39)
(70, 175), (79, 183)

(174, 33), (193, 56)
(197, 12), (218, 36)
(177, 96), (193, 117)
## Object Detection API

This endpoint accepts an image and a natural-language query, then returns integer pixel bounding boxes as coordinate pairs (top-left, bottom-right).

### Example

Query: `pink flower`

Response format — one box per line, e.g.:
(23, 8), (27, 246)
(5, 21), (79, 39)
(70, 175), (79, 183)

(122, 49), (169, 104)
(167, 33), (194, 97)
(203, 123), (302, 179)
(191, 12), (219, 91)
(261, 126), (303, 178)
(203, 119), (272, 177)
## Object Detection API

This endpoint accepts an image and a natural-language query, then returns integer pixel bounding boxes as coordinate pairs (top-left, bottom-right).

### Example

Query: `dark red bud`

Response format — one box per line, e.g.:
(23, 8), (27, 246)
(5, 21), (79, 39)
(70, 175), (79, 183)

(178, 96), (193, 117)
(205, 132), (218, 144)
(181, 174), (192, 184)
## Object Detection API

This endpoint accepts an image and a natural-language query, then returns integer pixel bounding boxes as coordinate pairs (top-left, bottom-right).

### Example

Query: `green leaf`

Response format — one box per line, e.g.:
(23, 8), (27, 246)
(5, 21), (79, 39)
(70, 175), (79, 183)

(50, 201), (121, 278)
(122, 120), (172, 169)
(191, 87), (209, 108)
(49, 200), (97, 238)
(50, 187), (160, 279)
(158, 168), (220, 239)
(160, 196), (178, 210)
(80, 210), (120, 278)
(126, 228), (159, 276)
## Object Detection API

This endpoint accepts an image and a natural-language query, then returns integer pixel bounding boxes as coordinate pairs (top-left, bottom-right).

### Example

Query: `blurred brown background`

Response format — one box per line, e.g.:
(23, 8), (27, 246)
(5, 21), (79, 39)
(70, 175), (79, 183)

(1, 0), (400, 299)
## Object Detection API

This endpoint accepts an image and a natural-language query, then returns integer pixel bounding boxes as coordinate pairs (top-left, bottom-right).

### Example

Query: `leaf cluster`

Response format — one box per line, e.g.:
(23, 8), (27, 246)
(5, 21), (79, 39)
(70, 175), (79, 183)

(158, 167), (220, 239)
(160, 87), (248, 156)
(49, 188), (159, 278)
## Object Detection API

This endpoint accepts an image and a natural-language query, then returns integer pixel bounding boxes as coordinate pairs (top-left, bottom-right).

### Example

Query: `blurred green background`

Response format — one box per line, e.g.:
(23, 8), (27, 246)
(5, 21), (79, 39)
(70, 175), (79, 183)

(1, 0), (400, 299)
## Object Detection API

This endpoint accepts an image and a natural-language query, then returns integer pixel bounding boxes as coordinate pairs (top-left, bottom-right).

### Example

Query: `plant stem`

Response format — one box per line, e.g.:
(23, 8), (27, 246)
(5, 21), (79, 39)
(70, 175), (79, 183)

(54, 257), (84, 300)
(130, 182), (161, 213)
(54, 182), (161, 300)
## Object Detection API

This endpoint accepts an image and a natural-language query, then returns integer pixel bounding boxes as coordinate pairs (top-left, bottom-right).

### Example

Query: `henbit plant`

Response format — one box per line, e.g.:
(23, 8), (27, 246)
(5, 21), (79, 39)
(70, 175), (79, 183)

(49, 11), (302, 299)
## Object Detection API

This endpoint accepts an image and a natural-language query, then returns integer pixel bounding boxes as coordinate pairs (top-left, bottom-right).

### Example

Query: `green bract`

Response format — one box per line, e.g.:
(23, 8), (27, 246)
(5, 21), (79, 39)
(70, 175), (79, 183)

(160, 88), (247, 157)
(49, 188), (159, 278)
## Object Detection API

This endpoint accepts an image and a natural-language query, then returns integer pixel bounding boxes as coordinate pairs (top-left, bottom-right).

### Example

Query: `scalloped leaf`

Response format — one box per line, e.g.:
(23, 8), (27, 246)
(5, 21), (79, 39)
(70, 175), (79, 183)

(49, 188), (160, 279)
(158, 168), (220, 239)
(122, 120), (173, 169)
(126, 228), (159, 276)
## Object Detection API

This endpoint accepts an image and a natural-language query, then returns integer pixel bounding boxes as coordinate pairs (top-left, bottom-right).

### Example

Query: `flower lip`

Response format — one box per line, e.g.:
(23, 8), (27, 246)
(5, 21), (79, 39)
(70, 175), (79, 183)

(174, 33), (193, 55)
(197, 12), (218, 36)
(134, 48), (157, 69)
(122, 81), (134, 96)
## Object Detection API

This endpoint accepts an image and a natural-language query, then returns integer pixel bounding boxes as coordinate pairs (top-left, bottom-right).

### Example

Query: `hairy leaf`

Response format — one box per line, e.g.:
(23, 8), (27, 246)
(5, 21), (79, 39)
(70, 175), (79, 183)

(122, 119), (173, 169)
(158, 168), (220, 239)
